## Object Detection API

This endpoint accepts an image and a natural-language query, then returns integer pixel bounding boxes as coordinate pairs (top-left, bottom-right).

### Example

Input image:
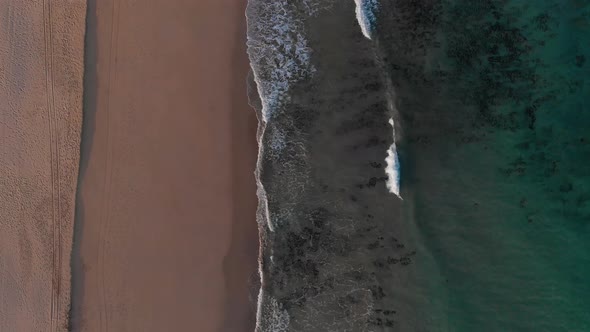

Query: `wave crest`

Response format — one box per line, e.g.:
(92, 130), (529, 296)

(246, 0), (315, 122)
(354, 0), (380, 39)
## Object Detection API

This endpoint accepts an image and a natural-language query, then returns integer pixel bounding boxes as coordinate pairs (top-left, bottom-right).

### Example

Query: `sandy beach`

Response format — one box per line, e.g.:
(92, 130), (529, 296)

(70, 0), (258, 331)
(0, 1), (86, 331)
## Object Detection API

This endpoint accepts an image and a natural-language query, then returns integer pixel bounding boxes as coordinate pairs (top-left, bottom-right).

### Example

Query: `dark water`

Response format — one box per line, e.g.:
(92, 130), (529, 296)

(246, 0), (590, 331)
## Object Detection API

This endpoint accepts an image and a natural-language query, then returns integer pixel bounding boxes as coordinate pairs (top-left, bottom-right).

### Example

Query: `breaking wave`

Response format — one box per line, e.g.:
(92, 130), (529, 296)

(386, 118), (402, 197)
(354, 0), (380, 39)
(354, 0), (402, 198)
(245, 0), (315, 123)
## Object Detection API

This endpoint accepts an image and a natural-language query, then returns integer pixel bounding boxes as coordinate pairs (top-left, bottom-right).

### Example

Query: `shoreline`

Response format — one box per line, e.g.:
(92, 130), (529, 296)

(220, 1), (260, 331)
(69, 0), (97, 328)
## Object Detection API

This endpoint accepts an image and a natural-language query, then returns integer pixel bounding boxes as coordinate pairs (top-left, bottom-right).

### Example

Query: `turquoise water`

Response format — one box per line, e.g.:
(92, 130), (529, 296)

(376, 0), (590, 330)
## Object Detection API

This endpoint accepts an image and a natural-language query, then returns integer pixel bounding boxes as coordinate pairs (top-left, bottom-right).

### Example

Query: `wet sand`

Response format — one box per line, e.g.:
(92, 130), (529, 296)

(221, 2), (260, 331)
(70, 0), (258, 331)
(0, 1), (86, 331)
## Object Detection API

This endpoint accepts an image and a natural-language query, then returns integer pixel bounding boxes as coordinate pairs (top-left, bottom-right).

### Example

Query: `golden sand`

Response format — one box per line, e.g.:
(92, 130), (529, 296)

(0, 1), (86, 330)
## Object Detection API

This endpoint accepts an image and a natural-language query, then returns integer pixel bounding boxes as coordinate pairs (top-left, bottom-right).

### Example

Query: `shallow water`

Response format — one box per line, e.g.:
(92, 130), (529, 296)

(247, 0), (590, 331)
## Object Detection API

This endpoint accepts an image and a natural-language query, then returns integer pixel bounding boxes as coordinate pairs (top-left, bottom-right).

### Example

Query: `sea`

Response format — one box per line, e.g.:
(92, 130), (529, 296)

(245, 0), (590, 331)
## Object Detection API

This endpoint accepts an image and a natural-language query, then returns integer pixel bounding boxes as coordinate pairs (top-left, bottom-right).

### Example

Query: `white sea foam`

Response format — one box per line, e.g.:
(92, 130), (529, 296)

(258, 295), (290, 331)
(354, 0), (380, 40)
(301, 0), (337, 16)
(268, 128), (287, 155)
(386, 118), (402, 198)
(246, 0), (316, 123)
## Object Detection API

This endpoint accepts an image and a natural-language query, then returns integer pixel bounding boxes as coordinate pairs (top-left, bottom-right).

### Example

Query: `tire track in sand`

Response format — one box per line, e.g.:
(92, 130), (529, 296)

(42, 1), (60, 331)
(98, 1), (121, 331)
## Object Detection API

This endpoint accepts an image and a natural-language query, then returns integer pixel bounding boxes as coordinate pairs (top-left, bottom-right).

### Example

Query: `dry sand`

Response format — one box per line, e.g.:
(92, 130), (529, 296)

(70, 0), (259, 331)
(0, 1), (86, 331)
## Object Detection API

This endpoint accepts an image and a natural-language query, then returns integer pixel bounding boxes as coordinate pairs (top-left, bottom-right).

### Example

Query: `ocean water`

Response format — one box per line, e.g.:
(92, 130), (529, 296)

(246, 0), (590, 331)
